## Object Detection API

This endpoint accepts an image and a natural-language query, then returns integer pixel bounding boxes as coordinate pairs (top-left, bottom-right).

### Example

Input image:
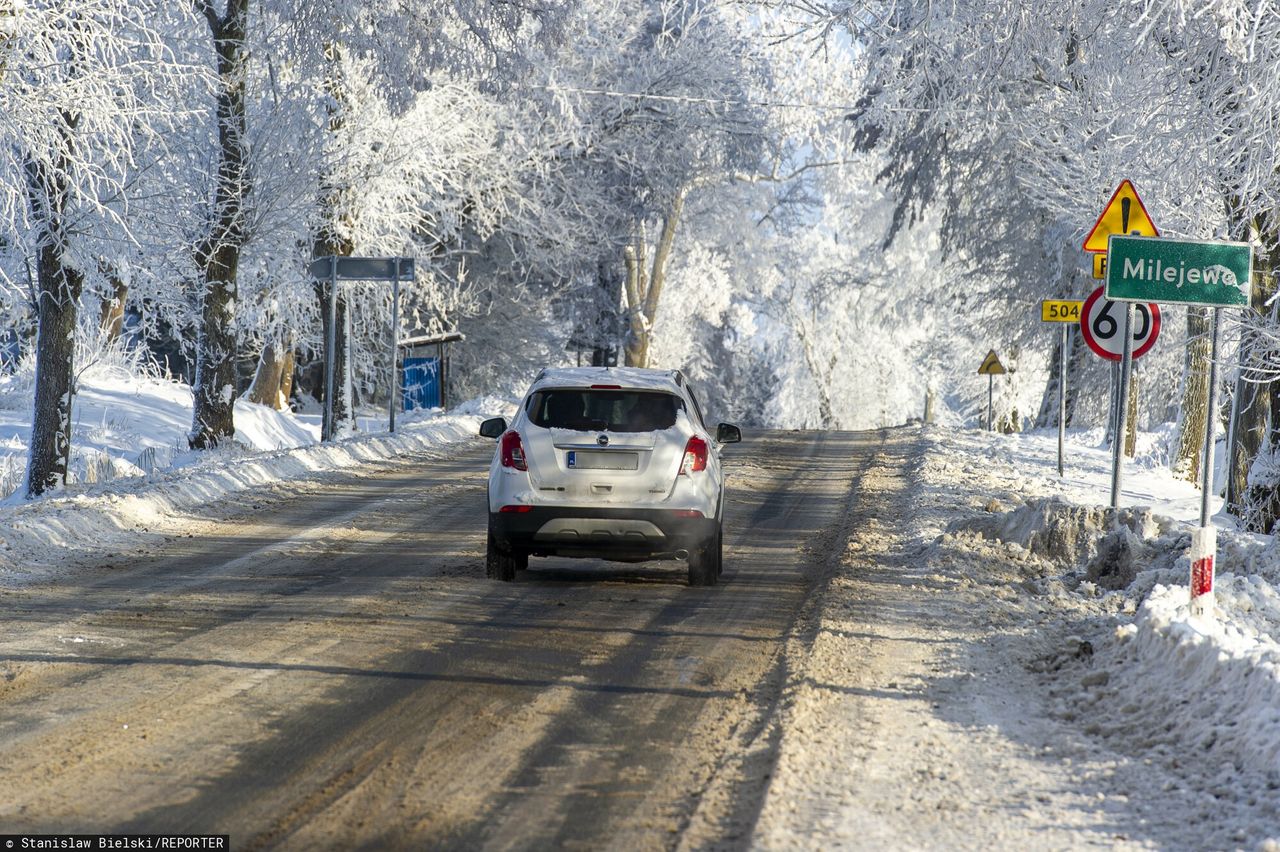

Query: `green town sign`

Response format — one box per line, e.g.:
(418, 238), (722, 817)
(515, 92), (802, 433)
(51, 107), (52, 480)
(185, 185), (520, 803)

(1105, 234), (1252, 307)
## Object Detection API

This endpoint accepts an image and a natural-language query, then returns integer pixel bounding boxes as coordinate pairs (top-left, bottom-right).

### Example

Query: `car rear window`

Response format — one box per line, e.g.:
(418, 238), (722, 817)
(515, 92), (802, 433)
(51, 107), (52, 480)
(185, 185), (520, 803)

(528, 389), (682, 432)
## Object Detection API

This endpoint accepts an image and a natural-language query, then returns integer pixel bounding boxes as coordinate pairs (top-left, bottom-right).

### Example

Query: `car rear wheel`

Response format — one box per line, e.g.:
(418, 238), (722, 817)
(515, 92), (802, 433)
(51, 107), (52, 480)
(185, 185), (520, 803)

(687, 526), (721, 586)
(486, 529), (519, 581)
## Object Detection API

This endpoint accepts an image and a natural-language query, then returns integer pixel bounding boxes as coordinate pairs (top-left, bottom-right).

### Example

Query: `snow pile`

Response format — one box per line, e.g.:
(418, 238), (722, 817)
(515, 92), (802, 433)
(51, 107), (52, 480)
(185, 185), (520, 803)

(1115, 581), (1280, 774)
(951, 498), (1174, 567)
(0, 411), (484, 584)
(0, 362), (319, 499)
(930, 431), (1280, 844)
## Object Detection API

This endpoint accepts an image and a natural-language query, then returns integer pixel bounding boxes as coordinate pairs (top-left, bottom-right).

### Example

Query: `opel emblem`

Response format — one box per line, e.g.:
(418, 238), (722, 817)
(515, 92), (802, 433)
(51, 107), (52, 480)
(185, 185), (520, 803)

(597, 434), (609, 446)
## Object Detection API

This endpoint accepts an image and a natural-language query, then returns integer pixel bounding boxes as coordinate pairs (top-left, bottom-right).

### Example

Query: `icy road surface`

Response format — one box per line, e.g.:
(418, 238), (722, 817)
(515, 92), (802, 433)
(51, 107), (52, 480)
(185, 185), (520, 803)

(0, 428), (1255, 849)
(0, 430), (872, 847)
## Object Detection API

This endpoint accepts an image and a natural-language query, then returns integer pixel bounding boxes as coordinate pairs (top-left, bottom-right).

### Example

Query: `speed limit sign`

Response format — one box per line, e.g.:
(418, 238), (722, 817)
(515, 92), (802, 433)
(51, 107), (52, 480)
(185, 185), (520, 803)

(1080, 286), (1160, 361)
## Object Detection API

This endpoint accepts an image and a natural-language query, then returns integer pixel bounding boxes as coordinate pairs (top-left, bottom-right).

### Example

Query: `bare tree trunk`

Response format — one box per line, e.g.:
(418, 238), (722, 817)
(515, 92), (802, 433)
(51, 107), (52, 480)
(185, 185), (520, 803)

(22, 58), (89, 499)
(278, 348), (296, 408)
(1034, 332), (1063, 429)
(624, 187), (687, 368)
(312, 41), (355, 434)
(1228, 219), (1278, 518)
(1174, 307), (1211, 482)
(1239, 220), (1280, 530)
(25, 155), (83, 497)
(1124, 370), (1139, 458)
(98, 264), (128, 343)
(189, 0), (250, 449)
(590, 258), (622, 366)
(313, 236), (353, 432)
(1063, 327), (1087, 427)
(795, 325), (835, 428)
(623, 224), (648, 368)
(245, 340), (287, 408)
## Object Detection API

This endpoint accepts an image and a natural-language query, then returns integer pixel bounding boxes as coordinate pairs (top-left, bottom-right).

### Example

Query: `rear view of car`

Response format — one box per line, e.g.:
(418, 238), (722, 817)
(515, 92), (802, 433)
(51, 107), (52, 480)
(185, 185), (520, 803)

(479, 367), (741, 585)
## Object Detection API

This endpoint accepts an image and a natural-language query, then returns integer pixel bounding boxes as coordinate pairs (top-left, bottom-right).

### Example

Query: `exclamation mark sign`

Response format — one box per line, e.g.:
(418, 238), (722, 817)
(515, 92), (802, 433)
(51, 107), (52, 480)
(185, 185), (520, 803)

(1121, 197), (1132, 234)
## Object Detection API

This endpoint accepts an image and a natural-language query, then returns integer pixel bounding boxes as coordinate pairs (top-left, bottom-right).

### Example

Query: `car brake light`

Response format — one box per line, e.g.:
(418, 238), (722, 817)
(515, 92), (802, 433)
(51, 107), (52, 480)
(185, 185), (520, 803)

(500, 430), (527, 471)
(680, 436), (708, 474)
(591, 384), (622, 389)
(499, 505), (533, 513)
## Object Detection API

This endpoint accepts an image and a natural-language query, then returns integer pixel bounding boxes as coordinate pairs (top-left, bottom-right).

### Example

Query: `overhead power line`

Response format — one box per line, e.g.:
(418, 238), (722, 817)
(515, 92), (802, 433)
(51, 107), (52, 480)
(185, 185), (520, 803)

(527, 82), (880, 113)
(526, 82), (948, 114)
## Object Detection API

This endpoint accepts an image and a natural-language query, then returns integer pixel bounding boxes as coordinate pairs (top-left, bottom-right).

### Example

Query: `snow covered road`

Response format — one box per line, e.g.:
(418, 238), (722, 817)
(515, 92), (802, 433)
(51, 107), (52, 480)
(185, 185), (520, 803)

(3, 425), (1275, 849)
(0, 429), (878, 848)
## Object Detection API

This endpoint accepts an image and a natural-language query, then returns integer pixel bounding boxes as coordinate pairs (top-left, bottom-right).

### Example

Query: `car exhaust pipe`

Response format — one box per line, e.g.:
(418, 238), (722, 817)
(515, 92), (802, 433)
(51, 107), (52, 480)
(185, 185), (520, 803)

(674, 549), (689, 561)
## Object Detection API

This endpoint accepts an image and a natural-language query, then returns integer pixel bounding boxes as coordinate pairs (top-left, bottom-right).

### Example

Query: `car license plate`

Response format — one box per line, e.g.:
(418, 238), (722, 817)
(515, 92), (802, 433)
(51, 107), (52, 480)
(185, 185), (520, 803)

(566, 450), (638, 471)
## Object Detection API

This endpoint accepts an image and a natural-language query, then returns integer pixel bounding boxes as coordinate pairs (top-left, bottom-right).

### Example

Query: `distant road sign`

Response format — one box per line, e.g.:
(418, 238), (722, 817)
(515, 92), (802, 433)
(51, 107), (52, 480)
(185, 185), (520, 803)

(309, 256), (415, 281)
(977, 350), (1006, 375)
(1041, 300), (1083, 323)
(1093, 254), (1107, 279)
(1083, 180), (1159, 252)
(1080, 286), (1160, 361)
(1105, 235), (1252, 308)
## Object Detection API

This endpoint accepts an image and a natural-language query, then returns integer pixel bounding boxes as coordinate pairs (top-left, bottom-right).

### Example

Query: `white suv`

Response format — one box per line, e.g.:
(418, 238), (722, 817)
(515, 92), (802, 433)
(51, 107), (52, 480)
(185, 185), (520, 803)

(479, 367), (741, 585)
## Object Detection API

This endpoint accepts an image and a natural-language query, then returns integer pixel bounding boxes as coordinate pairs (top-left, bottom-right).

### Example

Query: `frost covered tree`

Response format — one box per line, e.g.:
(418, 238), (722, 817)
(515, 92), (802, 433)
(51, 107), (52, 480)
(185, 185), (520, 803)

(0, 2), (197, 495)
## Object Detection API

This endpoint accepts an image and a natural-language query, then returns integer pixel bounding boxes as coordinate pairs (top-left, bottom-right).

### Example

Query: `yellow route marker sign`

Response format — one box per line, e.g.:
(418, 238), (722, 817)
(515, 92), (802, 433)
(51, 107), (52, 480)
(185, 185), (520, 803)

(1093, 254), (1107, 279)
(1041, 300), (1083, 323)
(977, 350), (1006, 375)
(1083, 179), (1159, 252)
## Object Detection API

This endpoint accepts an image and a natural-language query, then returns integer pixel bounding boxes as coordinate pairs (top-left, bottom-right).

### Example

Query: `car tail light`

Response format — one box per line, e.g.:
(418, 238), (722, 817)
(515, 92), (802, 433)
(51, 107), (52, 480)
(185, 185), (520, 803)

(680, 436), (708, 474)
(499, 505), (533, 513)
(500, 430), (527, 471)
(672, 509), (704, 518)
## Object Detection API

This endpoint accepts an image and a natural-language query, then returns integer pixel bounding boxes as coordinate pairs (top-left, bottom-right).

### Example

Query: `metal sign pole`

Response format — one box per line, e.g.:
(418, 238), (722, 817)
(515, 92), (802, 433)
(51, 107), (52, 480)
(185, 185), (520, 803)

(1190, 307), (1224, 618)
(1110, 303), (1135, 508)
(389, 263), (400, 434)
(1106, 362), (1118, 446)
(1058, 323), (1068, 477)
(987, 374), (994, 431)
(323, 257), (338, 442)
(1201, 309), (1222, 527)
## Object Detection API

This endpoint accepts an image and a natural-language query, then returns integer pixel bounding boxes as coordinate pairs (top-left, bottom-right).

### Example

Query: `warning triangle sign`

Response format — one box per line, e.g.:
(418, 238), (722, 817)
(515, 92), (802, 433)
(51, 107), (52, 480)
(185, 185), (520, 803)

(977, 350), (1006, 376)
(1082, 180), (1159, 252)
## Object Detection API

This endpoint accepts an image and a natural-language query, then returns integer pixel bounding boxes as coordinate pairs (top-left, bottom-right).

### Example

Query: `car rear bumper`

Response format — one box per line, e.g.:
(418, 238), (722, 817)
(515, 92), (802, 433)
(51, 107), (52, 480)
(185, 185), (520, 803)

(490, 506), (718, 560)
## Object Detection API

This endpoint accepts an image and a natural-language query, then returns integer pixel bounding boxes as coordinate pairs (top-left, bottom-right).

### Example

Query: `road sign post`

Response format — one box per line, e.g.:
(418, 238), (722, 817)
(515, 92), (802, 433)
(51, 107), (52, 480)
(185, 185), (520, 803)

(1059, 324), (1067, 477)
(1110, 303), (1135, 509)
(1190, 307), (1224, 618)
(309, 256), (416, 442)
(977, 350), (1006, 431)
(389, 266), (400, 434)
(323, 257), (338, 442)
(1040, 300), (1081, 477)
(1081, 180), (1160, 512)
(1103, 233), (1252, 619)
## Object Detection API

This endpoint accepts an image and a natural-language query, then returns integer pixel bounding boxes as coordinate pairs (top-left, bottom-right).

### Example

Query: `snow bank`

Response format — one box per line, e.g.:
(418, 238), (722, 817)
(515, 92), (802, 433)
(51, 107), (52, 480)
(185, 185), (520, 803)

(0, 363), (321, 498)
(932, 426), (1280, 840)
(1118, 581), (1280, 773)
(0, 411), (484, 585)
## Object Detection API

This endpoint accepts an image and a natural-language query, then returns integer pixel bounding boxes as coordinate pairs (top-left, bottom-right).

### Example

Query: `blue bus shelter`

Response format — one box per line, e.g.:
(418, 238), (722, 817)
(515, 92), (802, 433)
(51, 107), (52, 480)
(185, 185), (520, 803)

(398, 331), (464, 411)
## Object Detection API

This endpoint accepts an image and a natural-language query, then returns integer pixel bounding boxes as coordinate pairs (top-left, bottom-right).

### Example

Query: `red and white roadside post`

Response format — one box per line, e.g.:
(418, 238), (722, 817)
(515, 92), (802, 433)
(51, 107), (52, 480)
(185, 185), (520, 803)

(1191, 308), (1223, 618)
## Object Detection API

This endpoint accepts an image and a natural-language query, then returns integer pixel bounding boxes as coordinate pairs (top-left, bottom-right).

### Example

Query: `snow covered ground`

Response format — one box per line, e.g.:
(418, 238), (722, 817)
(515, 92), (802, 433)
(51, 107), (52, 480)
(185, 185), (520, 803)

(0, 360), (318, 500)
(755, 424), (1280, 851)
(0, 358), (516, 586)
